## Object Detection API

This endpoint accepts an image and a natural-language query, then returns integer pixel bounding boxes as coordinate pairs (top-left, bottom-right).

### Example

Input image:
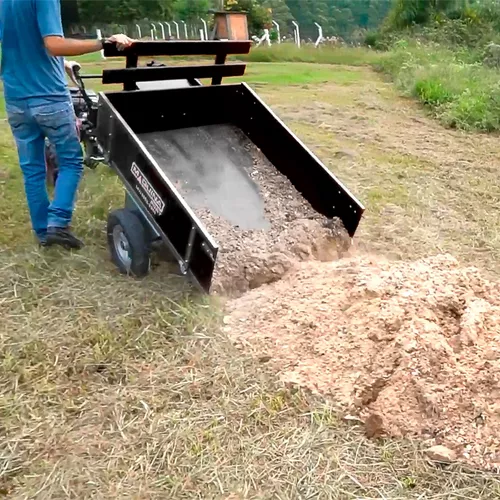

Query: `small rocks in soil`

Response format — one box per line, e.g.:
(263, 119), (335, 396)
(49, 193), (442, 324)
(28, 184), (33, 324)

(195, 140), (350, 296)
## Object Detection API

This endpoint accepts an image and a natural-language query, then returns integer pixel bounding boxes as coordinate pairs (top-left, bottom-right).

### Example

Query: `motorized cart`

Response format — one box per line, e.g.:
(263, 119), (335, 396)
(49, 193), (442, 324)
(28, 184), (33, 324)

(77, 40), (364, 293)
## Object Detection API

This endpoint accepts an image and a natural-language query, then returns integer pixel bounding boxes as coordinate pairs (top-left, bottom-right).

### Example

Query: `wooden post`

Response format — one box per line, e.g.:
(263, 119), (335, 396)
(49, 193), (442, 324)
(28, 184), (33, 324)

(212, 11), (249, 41)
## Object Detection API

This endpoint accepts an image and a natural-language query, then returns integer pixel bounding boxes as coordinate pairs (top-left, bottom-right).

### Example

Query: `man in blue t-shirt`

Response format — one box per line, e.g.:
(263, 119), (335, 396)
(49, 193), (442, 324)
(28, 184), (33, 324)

(0, 0), (133, 249)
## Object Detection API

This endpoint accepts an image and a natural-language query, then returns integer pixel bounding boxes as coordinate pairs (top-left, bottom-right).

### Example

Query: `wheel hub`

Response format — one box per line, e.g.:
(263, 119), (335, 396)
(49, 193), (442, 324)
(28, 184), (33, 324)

(112, 225), (132, 270)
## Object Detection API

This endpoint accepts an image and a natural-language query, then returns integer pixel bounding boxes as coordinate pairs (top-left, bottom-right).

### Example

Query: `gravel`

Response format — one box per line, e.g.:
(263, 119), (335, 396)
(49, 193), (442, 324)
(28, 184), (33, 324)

(195, 137), (351, 296)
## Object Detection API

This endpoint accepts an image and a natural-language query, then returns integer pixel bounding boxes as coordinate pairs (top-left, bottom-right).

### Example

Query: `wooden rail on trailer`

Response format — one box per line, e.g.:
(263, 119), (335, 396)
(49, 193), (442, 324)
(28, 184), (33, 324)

(102, 63), (246, 85)
(102, 40), (252, 90)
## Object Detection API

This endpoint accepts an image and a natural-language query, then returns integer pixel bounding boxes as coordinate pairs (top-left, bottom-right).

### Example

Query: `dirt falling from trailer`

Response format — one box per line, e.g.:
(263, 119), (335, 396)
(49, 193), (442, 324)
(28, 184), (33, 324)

(195, 141), (351, 296)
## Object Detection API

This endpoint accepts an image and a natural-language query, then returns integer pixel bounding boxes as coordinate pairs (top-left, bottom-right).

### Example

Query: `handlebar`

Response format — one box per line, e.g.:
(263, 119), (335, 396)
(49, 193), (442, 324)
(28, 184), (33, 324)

(68, 63), (96, 110)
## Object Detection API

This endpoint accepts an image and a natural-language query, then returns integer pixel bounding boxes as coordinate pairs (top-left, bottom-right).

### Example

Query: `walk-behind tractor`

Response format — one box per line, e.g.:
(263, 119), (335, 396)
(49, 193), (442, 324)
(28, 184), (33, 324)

(48, 40), (364, 293)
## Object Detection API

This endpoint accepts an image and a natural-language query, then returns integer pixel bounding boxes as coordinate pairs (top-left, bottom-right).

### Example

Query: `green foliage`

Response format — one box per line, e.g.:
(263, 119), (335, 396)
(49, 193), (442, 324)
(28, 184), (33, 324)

(376, 0), (500, 50)
(473, 0), (500, 30)
(414, 77), (454, 107)
(385, 0), (472, 30)
(78, 0), (174, 24)
(75, 0), (393, 39)
(386, 0), (432, 29)
(377, 41), (500, 132)
(176, 0), (210, 22)
(283, 0), (392, 39)
(224, 0), (272, 34)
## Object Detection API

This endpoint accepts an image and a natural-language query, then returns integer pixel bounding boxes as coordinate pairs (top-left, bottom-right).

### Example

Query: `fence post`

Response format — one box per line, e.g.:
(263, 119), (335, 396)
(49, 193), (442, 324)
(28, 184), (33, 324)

(292, 21), (300, 48)
(200, 18), (208, 40)
(158, 22), (165, 39)
(314, 22), (324, 48)
(150, 23), (158, 40)
(164, 22), (172, 38)
(272, 20), (280, 44)
(173, 21), (180, 39)
(181, 20), (188, 39)
(256, 29), (271, 47)
(96, 28), (105, 59)
(136, 24), (142, 39)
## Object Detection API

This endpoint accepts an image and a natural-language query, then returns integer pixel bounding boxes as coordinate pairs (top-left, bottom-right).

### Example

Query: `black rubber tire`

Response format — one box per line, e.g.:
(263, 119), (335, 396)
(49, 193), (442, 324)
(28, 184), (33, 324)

(45, 142), (59, 188)
(107, 208), (151, 277)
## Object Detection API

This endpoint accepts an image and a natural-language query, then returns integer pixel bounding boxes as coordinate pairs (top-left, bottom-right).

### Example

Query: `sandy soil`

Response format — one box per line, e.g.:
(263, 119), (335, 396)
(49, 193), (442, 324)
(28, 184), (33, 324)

(224, 253), (500, 470)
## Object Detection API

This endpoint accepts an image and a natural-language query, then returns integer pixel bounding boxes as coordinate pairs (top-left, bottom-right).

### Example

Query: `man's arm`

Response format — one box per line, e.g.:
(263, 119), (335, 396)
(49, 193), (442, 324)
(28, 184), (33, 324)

(45, 37), (103, 57)
(45, 34), (133, 57)
(36, 0), (133, 56)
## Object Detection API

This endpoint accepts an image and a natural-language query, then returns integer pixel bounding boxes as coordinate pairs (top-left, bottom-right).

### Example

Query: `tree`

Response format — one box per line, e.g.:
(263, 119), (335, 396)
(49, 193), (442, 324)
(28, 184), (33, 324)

(78, 0), (175, 24)
(385, 0), (470, 29)
(224, 0), (272, 34)
(286, 0), (314, 37)
(74, 0), (394, 39)
(261, 0), (293, 30)
(175, 0), (210, 22)
(61, 0), (80, 31)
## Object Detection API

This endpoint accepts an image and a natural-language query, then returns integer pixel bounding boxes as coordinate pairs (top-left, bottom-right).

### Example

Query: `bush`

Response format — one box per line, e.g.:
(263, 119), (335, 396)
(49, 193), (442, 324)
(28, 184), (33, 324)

(363, 29), (399, 50)
(377, 41), (500, 132)
(414, 78), (454, 107)
(442, 84), (500, 131)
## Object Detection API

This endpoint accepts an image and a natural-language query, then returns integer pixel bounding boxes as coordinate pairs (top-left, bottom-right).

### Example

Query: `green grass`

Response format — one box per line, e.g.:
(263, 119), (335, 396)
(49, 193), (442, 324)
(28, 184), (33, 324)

(374, 40), (500, 132)
(214, 62), (366, 86)
(236, 43), (385, 66)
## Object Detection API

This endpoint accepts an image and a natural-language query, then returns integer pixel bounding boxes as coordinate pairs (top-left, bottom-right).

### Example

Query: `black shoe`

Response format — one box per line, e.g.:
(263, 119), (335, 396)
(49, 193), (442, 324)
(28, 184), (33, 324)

(46, 227), (84, 250)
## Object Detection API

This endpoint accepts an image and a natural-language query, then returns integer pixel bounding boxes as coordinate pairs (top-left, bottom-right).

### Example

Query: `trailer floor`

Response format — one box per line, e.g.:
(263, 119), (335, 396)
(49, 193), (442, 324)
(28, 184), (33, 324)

(139, 124), (270, 231)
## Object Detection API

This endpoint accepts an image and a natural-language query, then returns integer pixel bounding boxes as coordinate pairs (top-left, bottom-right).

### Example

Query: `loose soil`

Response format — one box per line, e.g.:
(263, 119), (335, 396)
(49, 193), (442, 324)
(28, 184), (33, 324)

(186, 74), (500, 473)
(196, 141), (351, 296)
(224, 253), (500, 471)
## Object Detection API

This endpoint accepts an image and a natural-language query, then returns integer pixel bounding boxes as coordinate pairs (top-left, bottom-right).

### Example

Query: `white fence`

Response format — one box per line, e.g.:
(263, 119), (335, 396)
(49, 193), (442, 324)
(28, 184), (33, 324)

(70, 21), (359, 49)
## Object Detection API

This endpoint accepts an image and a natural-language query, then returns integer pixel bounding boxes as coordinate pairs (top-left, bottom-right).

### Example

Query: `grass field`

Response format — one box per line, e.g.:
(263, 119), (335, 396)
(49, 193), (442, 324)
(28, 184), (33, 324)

(1, 57), (500, 498)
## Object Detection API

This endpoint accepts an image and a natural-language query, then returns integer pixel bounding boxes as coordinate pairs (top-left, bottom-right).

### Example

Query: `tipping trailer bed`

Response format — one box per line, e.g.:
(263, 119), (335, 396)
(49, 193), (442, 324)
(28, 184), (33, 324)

(95, 41), (364, 292)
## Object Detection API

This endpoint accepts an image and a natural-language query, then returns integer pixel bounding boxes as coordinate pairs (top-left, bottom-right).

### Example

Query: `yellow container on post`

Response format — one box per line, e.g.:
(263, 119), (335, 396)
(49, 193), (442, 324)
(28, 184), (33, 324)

(212, 11), (249, 40)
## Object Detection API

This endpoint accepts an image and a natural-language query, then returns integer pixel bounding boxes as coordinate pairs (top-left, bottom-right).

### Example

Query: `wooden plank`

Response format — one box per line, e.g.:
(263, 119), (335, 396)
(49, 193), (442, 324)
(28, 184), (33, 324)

(102, 63), (246, 85)
(103, 40), (252, 58)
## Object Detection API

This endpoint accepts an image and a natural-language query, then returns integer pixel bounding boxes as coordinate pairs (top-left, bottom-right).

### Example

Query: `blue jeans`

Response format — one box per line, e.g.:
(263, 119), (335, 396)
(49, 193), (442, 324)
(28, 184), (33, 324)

(6, 97), (83, 242)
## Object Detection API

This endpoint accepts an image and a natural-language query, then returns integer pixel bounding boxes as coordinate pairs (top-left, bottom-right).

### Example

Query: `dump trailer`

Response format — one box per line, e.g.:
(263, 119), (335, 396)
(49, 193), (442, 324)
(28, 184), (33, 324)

(86, 40), (364, 292)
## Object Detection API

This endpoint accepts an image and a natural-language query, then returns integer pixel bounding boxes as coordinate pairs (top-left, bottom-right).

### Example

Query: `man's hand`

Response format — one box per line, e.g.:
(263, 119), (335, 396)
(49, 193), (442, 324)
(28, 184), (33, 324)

(64, 60), (81, 86)
(44, 33), (135, 58)
(106, 34), (135, 51)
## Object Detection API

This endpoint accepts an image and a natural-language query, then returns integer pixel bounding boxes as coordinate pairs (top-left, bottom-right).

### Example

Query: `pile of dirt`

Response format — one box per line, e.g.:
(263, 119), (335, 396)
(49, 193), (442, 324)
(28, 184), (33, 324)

(197, 143), (351, 296)
(223, 254), (500, 470)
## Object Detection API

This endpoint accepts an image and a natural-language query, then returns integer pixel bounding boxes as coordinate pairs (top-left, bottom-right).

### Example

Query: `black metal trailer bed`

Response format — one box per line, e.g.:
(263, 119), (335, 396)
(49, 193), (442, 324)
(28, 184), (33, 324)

(139, 125), (269, 231)
(93, 40), (364, 292)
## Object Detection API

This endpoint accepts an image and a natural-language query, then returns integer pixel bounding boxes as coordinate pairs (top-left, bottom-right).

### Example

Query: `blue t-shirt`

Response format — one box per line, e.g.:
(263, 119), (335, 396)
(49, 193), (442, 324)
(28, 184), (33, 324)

(0, 0), (69, 102)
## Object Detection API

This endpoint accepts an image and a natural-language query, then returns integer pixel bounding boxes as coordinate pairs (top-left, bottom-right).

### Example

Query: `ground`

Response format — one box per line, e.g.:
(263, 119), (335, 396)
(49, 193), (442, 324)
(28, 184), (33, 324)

(1, 60), (500, 498)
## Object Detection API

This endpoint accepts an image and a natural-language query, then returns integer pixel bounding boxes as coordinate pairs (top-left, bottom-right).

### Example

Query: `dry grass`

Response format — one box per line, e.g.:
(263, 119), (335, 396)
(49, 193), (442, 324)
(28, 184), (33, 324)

(2, 252), (500, 499)
(256, 71), (500, 276)
(1, 61), (500, 498)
